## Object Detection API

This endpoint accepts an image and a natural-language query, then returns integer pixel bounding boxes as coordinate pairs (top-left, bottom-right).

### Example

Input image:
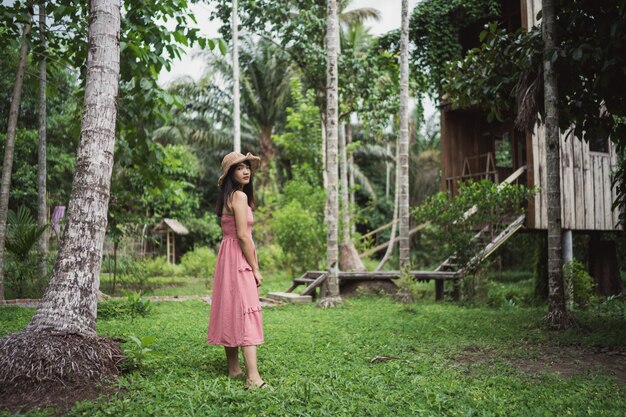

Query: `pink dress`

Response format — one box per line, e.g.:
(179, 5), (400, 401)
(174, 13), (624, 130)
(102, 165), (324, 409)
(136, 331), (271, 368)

(207, 205), (264, 347)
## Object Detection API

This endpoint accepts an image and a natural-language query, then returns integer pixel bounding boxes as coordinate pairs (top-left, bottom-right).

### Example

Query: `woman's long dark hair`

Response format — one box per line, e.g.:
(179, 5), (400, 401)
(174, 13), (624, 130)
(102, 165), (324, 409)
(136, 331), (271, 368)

(215, 161), (255, 216)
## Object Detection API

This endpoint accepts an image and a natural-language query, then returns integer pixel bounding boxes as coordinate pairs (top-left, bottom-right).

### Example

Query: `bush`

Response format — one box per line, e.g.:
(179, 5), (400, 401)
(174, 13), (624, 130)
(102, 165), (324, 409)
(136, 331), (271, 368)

(97, 291), (151, 320)
(180, 246), (217, 289)
(272, 199), (326, 273)
(143, 256), (180, 277)
(256, 243), (284, 273)
(563, 260), (595, 309)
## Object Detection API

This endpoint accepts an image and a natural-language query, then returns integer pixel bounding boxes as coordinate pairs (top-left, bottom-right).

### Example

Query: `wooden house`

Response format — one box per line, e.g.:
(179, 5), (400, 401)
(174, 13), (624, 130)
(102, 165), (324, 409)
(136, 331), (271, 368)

(440, 0), (623, 292)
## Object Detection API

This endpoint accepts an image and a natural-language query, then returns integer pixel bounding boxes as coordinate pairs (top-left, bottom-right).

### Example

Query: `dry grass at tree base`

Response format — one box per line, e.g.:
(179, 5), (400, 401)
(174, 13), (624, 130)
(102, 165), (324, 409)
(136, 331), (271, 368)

(0, 331), (124, 411)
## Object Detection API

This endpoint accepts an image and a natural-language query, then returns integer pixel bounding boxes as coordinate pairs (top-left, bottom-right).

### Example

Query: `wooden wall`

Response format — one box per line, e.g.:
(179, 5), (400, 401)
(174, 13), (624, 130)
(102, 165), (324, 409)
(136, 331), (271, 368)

(529, 125), (621, 230)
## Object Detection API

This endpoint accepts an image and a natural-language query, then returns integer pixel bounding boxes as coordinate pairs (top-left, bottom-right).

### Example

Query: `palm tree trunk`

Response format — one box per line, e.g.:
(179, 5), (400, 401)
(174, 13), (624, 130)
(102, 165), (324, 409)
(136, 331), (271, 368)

(259, 125), (275, 166)
(28, 0), (121, 336)
(340, 123), (350, 244)
(385, 142), (391, 199)
(376, 139), (399, 271)
(232, 0), (241, 152)
(542, 0), (574, 329)
(398, 0), (410, 268)
(320, 0), (341, 307)
(347, 123), (355, 236)
(37, 1), (48, 282)
(321, 116), (328, 189)
(0, 5), (33, 301)
(339, 121), (365, 272)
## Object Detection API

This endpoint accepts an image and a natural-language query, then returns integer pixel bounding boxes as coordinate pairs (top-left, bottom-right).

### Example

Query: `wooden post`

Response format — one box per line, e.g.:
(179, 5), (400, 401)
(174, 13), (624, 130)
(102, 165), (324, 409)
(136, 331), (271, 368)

(435, 280), (444, 301)
(166, 230), (171, 264)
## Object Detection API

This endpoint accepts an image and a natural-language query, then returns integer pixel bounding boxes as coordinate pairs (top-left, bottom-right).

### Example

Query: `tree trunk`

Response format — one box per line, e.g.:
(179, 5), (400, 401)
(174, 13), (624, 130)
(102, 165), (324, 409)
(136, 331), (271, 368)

(376, 139), (399, 272)
(37, 1), (48, 282)
(28, 0), (121, 336)
(258, 125), (275, 167)
(340, 122), (350, 245)
(320, 0), (341, 307)
(321, 116), (328, 189)
(398, 0), (410, 268)
(232, 0), (241, 152)
(339, 122), (365, 272)
(347, 123), (355, 236)
(542, 0), (574, 329)
(0, 6), (33, 301)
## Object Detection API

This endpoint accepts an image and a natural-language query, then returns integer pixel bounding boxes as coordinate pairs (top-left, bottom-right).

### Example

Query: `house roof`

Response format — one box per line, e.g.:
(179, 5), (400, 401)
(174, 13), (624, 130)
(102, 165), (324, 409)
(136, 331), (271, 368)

(153, 218), (189, 235)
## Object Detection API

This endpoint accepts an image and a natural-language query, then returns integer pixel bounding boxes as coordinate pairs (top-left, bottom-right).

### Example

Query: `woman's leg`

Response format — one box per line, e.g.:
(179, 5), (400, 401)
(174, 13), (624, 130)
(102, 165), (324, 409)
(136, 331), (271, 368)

(241, 345), (264, 386)
(225, 346), (243, 377)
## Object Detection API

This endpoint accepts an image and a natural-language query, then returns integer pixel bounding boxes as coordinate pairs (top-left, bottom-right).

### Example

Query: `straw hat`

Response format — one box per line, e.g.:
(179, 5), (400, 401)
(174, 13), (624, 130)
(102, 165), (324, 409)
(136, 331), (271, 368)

(218, 151), (261, 187)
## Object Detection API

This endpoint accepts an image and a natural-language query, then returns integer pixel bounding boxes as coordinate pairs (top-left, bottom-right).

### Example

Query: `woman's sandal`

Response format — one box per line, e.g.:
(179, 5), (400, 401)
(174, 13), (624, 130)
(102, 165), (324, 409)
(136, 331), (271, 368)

(245, 381), (270, 390)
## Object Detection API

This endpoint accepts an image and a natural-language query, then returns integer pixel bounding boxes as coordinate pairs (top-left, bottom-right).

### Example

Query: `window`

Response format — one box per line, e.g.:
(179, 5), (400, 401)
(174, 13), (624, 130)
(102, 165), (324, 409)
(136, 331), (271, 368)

(495, 133), (513, 168)
(589, 136), (609, 153)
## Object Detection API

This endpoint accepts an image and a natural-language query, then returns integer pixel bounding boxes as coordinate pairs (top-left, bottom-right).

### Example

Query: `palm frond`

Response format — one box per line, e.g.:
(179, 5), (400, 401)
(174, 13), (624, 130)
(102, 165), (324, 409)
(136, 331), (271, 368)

(350, 162), (376, 198)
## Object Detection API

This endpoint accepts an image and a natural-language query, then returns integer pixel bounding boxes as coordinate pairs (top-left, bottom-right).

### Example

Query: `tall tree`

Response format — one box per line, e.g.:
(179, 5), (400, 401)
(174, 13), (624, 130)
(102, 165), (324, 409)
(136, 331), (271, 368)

(0, 4), (32, 301)
(0, 0), (123, 402)
(542, 0), (574, 329)
(320, 0), (342, 307)
(28, 0), (121, 334)
(37, 1), (48, 282)
(232, 0), (240, 152)
(398, 0), (410, 268)
(239, 38), (293, 170)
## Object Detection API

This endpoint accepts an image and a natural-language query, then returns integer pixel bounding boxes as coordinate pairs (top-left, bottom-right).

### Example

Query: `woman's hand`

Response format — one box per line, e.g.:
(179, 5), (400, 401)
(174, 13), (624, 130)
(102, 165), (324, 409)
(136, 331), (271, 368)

(253, 269), (263, 287)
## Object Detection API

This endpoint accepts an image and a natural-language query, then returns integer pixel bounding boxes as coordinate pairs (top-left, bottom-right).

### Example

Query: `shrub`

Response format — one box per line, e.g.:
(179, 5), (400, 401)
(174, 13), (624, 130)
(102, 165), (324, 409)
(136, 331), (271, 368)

(563, 260), (595, 309)
(121, 335), (160, 371)
(256, 243), (284, 273)
(272, 199), (326, 273)
(97, 291), (151, 320)
(180, 246), (217, 289)
(143, 256), (179, 277)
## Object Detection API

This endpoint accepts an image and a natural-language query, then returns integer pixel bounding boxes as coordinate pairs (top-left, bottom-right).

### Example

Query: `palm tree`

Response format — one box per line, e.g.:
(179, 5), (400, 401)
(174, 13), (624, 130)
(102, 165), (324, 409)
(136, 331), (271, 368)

(0, 5), (32, 301)
(239, 38), (294, 174)
(37, 1), (49, 282)
(320, 0), (342, 307)
(541, 0), (574, 329)
(398, 0), (410, 268)
(232, 0), (241, 152)
(0, 0), (123, 395)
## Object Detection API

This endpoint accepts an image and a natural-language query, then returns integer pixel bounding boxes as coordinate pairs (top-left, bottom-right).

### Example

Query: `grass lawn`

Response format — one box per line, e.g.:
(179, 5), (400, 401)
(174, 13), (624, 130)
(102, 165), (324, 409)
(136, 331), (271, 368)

(1, 295), (625, 416)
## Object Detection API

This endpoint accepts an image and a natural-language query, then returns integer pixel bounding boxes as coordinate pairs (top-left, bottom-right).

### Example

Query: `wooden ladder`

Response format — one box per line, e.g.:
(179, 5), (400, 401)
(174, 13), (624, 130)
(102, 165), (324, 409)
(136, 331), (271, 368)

(436, 214), (526, 275)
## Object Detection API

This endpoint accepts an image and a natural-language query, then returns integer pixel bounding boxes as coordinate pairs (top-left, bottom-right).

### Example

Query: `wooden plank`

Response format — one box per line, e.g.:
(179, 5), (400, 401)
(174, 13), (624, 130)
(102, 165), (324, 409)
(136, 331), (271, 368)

(582, 139), (594, 229)
(572, 136), (585, 230)
(536, 125), (547, 229)
(359, 223), (428, 258)
(592, 155), (605, 230)
(563, 133), (576, 229)
(267, 292), (312, 304)
(336, 271), (459, 280)
(610, 143), (621, 229)
(602, 155), (615, 230)
(300, 273), (328, 296)
(526, 131), (536, 228)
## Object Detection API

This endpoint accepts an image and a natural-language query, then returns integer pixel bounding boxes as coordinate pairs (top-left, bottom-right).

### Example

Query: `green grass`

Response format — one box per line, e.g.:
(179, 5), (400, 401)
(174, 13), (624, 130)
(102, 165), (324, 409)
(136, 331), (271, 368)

(1, 296), (624, 416)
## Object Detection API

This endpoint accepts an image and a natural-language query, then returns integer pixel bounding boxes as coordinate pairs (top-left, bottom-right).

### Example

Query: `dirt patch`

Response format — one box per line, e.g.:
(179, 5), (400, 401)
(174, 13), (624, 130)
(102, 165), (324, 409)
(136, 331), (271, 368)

(453, 344), (626, 382)
(340, 279), (398, 297)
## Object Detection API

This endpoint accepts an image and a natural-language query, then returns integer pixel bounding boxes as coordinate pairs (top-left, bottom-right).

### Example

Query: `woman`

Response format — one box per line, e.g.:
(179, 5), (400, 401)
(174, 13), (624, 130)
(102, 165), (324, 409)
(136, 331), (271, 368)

(207, 151), (267, 389)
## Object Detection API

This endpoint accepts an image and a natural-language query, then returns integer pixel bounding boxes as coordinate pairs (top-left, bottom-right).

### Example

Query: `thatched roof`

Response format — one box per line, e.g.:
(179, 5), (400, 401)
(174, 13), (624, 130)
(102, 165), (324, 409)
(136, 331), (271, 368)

(153, 219), (189, 235)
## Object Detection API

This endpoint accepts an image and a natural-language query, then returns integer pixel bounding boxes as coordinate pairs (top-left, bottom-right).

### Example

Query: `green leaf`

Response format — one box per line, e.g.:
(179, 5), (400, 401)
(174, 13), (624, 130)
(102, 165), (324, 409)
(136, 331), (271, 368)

(218, 38), (227, 55)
